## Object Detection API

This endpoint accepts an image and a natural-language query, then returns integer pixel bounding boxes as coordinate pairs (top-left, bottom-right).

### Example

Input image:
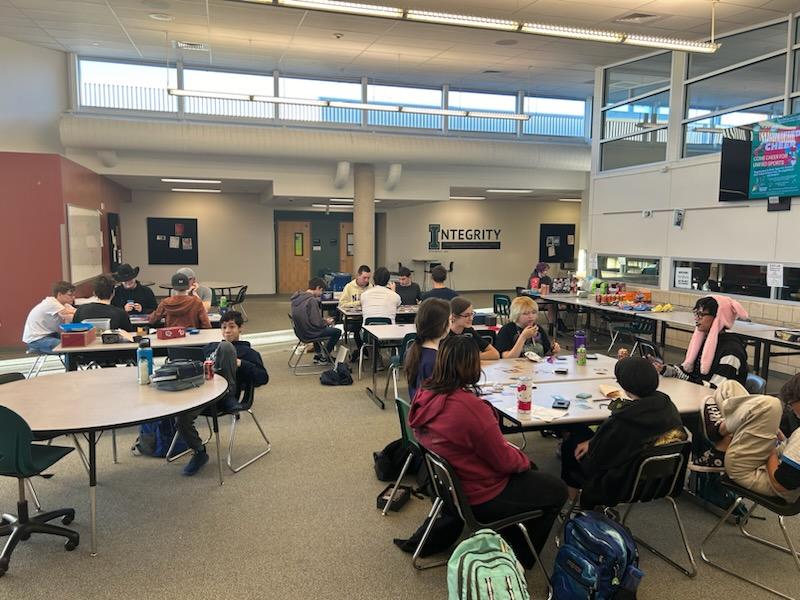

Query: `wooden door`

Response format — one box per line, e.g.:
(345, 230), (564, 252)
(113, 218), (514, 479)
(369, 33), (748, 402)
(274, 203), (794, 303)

(339, 221), (353, 274)
(277, 221), (311, 294)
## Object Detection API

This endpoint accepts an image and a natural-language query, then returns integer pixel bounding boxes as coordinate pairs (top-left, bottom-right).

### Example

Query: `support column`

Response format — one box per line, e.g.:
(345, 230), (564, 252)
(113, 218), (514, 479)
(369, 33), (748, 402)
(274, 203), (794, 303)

(353, 163), (375, 270)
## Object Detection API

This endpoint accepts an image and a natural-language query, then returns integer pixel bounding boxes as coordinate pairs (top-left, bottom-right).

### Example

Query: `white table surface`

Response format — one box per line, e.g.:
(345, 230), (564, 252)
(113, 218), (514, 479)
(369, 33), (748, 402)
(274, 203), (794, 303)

(338, 305), (420, 317)
(363, 323), (491, 341)
(481, 355), (618, 386)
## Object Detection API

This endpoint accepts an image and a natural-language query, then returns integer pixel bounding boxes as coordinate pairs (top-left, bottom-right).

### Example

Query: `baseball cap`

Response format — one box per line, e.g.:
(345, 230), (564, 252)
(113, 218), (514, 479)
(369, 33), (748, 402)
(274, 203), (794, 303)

(177, 267), (196, 281)
(171, 272), (191, 291)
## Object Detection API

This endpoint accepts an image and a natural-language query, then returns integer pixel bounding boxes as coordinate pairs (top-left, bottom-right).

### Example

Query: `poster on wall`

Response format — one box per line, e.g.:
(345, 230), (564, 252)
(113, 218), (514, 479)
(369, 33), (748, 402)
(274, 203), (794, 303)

(675, 267), (692, 289)
(147, 217), (198, 265)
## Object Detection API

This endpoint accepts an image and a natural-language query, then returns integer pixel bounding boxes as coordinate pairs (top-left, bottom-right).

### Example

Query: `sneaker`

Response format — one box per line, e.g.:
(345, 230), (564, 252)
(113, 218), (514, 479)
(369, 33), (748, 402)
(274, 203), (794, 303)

(690, 447), (726, 472)
(182, 449), (209, 476)
(702, 396), (725, 443)
(313, 355), (328, 365)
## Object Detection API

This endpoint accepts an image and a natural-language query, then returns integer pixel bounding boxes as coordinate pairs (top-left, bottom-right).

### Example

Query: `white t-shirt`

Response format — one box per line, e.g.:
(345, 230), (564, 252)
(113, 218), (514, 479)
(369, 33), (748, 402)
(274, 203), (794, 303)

(360, 286), (401, 324)
(22, 297), (68, 343)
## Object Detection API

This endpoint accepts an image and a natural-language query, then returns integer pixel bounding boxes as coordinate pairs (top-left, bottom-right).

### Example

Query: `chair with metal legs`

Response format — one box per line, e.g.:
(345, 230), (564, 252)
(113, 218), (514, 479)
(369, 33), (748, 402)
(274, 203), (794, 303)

(25, 349), (65, 378)
(358, 317), (392, 380)
(382, 397), (422, 517)
(700, 476), (800, 599)
(560, 440), (696, 578)
(383, 333), (416, 400)
(287, 314), (335, 376)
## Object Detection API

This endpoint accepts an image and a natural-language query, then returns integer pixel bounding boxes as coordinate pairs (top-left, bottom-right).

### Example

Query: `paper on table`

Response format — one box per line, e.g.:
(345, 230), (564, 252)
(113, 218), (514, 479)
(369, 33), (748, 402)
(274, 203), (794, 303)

(529, 406), (570, 422)
(598, 384), (623, 398)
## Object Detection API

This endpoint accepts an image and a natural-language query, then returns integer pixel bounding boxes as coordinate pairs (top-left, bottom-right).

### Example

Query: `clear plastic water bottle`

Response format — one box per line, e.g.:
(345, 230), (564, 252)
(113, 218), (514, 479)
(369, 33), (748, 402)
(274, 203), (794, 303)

(136, 338), (153, 385)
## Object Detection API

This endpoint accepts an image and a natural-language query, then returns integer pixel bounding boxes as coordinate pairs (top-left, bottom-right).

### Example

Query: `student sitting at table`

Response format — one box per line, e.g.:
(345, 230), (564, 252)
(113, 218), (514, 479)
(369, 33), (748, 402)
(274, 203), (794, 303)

(560, 357), (686, 504)
(648, 295), (748, 389)
(73, 274), (134, 332)
(339, 264), (373, 308)
(111, 263), (157, 314)
(527, 261), (552, 290)
(290, 277), (341, 364)
(409, 335), (568, 569)
(149, 272), (211, 329)
(177, 310), (269, 476)
(396, 266), (422, 305)
(449, 297), (499, 360)
(360, 267), (401, 323)
(177, 267), (212, 312)
(768, 375), (800, 500)
(421, 265), (458, 302)
(405, 298), (450, 401)
(22, 281), (77, 354)
(494, 296), (560, 358)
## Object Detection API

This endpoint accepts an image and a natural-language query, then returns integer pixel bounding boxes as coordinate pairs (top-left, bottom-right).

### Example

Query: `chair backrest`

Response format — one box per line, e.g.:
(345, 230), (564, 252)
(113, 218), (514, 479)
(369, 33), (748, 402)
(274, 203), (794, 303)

(0, 405), (35, 476)
(364, 317), (392, 326)
(233, 285), (248, 304)
(424, 449), (481, 531)
(492, 294), (511, 317)
(515, 286), (525, 296)
(236, 380), (256, 411)
(637, 341), (662, 360)
(0, 372), (25, 386)
(398, 332), (417, 363)
(395, 396), (420, 450)
(621, 440), (691, 504)
(447, 261), (454, 272)
(745, 373), (767, 395)
(167, 347), (206, 362)
(632, 317), (655, 334)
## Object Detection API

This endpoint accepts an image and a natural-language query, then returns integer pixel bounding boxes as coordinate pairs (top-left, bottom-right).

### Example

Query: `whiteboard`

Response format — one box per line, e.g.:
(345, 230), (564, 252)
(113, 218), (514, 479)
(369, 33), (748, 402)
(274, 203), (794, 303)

(66, 204), (104, 284)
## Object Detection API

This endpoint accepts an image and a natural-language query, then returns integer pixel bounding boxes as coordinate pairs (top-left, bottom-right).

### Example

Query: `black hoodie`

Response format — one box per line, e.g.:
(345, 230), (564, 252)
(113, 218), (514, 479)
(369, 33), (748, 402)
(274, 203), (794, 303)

(581, 390), (685, 506)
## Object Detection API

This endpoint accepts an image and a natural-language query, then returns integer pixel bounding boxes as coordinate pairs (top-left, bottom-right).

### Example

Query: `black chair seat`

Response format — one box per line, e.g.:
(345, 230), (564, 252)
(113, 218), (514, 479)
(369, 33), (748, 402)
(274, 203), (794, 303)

(719, 476), (800, 516)
(0, 444), (74, 479)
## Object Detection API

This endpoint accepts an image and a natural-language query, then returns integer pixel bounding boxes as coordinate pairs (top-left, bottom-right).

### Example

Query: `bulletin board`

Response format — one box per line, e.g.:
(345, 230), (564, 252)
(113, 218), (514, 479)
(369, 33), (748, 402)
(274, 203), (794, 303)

(66, 204), (104, 284)
(539, 224), (576, 263)
(147, 217), (198, 265)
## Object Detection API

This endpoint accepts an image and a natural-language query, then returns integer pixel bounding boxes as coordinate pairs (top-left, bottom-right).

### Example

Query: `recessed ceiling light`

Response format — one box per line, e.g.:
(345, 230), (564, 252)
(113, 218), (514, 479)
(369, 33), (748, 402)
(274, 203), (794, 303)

(91, 42), (101, 46)
(330, 198), (353, 203)
(311, 203), (329, 208)
(149, 12), (175, 21)
(450, 195), (486, 200)
(171, 188), (221, 193)
(559, 198), (582, 202)
(486, 189), (534, 194)
(162, 178), (222, 184)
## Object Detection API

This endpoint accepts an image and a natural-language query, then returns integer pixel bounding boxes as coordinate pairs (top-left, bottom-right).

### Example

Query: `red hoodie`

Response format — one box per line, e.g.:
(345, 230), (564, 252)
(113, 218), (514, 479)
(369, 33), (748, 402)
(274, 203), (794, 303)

(409, 387), (530, 505)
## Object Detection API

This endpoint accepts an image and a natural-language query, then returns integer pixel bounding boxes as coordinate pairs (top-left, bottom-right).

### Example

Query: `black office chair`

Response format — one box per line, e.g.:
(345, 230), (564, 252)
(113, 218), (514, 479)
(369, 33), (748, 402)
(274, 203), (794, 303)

(745, 373), (767, 395)
(167, 347), (206, 362)
(287, 314), (335, 375)
(561, 440), (696, 578)
(417, 450), (551, 595)
(229, 285), (249, 321)
(0, 406), (79, 576)
(701, 476), (800, 598)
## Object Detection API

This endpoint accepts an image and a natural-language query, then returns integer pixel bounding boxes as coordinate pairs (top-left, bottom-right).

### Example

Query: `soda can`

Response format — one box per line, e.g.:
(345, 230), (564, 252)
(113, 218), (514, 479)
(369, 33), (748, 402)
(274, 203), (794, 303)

(516, 377), (532, 414)
(203, 359), (215, 380)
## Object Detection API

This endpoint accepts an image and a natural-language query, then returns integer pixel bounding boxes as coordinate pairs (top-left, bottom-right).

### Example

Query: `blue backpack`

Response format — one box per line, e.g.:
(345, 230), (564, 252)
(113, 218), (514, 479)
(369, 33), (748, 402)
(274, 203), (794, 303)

(552, 511), (642, 600)
(448, 529), (530, 600)
(134, 419), (187, 458)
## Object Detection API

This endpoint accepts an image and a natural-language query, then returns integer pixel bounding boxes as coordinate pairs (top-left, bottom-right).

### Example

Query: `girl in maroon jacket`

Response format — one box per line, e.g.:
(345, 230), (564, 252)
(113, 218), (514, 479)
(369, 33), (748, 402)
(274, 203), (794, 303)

(409, 335), (567, 569)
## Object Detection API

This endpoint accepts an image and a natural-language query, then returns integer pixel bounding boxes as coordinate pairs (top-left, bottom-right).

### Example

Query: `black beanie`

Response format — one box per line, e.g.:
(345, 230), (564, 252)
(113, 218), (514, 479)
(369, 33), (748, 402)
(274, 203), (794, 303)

(615, 357), (659, 398)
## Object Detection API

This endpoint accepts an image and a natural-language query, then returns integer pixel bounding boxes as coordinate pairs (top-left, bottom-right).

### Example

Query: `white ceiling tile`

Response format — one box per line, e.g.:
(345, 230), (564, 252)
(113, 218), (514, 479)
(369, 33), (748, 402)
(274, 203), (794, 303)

(516, 0), (631, 22)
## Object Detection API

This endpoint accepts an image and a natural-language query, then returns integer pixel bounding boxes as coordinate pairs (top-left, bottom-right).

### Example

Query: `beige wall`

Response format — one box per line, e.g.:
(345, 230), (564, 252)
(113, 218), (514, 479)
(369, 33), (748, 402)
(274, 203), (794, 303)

(121, 191), (276, 294)
(385, 199), (582, 291)
(0, 36), (66, 153)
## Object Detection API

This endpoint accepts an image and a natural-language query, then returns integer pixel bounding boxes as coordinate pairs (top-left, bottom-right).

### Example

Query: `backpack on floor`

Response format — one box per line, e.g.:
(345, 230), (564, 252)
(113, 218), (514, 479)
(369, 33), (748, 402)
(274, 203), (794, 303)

(688, 471), (749, 522)
(320, 362), (353, 386)
(552, 511), (642, 600)
(133, 418), (187, 458)
(447, 528), (530, 600)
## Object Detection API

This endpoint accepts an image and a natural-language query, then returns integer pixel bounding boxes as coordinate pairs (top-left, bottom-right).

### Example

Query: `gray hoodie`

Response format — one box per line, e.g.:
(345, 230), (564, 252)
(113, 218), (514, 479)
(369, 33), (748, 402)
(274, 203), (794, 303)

(290, 291), (327, 340)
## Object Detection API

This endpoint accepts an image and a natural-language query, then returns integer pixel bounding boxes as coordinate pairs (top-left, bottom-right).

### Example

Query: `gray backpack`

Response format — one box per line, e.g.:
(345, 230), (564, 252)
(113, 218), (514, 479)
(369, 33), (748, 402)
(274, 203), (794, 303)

(151, 360), (205, 391)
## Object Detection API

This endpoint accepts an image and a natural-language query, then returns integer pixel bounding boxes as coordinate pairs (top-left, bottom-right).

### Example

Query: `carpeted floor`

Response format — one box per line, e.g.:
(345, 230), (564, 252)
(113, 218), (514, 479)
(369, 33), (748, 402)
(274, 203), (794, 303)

(1, 336), (798, 599)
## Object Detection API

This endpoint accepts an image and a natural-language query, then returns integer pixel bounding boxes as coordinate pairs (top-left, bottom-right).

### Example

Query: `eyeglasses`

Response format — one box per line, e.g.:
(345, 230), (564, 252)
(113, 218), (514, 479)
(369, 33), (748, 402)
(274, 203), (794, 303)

(693, 310), (713, 319)
(458, 312), (475, 319)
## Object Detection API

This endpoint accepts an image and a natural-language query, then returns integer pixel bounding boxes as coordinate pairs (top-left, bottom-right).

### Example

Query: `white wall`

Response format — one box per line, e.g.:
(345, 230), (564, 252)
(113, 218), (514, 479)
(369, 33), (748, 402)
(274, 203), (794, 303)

(385, 199), (581, 291)
(121, 191), (276, 294)
(589, 155), (800, 277)
(0, 36), (66, 153)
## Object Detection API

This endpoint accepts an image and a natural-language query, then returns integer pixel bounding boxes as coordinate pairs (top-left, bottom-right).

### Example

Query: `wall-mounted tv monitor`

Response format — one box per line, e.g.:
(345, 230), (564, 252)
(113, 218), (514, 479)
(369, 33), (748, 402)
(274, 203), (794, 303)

(719, 137), (751, 202)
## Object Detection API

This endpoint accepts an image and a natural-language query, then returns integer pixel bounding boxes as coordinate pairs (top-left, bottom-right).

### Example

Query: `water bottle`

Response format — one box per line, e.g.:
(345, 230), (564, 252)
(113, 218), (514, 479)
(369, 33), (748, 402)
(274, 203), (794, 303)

(577, 345), (587, 366)
(219, 295), (228, 315)
(573, 330), (587, 358)
(136, 338), (153, 385)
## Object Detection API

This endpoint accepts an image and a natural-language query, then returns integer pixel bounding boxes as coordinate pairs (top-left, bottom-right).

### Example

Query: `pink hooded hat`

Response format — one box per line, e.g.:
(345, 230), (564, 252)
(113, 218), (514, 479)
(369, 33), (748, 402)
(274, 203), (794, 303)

(682, 295), (748, 375)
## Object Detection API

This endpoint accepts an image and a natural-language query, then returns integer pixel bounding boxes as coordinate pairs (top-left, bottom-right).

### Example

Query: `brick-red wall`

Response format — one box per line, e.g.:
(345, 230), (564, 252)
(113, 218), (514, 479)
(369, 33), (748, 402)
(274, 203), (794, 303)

(0, 152), (129, 348)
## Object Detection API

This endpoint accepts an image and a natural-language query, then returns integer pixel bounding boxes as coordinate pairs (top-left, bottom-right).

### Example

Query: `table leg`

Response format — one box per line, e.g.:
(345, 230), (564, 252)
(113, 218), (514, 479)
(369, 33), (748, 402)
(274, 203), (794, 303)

(212, 413), (224, 486)
(760, 341), (771, 383)
(660, 322), (667, 348)
(365, 332), (385, 409)
(753, 339), (762, 376)
(552, 302), (559, 340)
(88, 430), (98, 557)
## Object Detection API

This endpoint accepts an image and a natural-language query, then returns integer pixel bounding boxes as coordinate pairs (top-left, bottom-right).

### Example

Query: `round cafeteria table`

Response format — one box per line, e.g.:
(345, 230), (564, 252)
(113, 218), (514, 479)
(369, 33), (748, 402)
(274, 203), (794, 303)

(0, 369), (229, 556)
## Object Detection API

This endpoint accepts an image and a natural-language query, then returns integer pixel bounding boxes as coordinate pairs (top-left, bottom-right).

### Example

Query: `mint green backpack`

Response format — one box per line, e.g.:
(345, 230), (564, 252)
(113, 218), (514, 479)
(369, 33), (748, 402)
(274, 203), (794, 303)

(448, 529), (530, 600)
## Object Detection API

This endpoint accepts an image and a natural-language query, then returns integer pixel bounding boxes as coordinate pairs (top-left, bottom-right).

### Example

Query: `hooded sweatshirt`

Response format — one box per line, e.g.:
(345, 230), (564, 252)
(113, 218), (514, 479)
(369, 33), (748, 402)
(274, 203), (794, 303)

(580, 390), (685, 506)
(409, 387), (530, 505)
(149, 295), (211, 329)
(290, 291), (327, 340)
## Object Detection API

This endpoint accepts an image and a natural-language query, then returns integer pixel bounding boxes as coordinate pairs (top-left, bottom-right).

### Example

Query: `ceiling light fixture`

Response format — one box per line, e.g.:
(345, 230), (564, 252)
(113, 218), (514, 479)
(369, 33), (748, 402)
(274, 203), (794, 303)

(623, 33), (719, 53)
(521, 22), (623, 43)
(406, 10), (518, 31)
(161, 178), (222, 184)
(486, 189), (533, 194)
(168, 89), (250, 101)
(449, 196), (486, 200)
(276, 0), (404, 18)
(311, 203), (329, 208)
(329, 198), (353, 202)
(171, 188), (222, 193)
(148, 12), (175, 21)
(559, 198), (582, 202)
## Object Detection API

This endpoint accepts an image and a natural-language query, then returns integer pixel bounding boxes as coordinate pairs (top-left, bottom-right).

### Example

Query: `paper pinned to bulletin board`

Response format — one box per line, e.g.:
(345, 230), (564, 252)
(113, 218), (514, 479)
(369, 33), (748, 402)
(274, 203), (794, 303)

(539, 224), (576, 263)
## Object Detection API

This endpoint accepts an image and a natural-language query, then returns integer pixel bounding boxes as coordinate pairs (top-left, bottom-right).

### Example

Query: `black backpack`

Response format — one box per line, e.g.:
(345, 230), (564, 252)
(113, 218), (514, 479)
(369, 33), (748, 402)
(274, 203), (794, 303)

(320, 363), (353, 386)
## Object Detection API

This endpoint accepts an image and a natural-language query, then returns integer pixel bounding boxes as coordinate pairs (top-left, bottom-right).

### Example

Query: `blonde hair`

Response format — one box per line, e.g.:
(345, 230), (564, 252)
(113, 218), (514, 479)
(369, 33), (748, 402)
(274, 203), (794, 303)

(510, 296), (538, 324)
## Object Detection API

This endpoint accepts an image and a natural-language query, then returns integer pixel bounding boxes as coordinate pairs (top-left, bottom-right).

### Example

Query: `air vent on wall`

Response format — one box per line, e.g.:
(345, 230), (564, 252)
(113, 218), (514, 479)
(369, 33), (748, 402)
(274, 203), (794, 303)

(615, 12), (661, 24)
(172, 40), (210, 51)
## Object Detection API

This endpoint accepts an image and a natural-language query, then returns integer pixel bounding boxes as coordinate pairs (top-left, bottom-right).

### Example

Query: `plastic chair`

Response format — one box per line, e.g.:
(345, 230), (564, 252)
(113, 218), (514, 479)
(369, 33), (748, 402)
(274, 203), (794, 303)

(417, 450), (552, 596)
(745, 373), (767, 395)
(383, 333), (416, 399)
(637, 341), (663, 361)
(701, 475), (800, 598)
(25, 348), (65, 378)
(287, 314), (335, 376)
(229, 285), (249, 321)
(561, 440), (696, 578)
(0, 406), (79, 576)
(358, 317), (392, 380)
(607, 316), (655, 354)
(382, 396), (422, 516)
(492, 294), (511, 325)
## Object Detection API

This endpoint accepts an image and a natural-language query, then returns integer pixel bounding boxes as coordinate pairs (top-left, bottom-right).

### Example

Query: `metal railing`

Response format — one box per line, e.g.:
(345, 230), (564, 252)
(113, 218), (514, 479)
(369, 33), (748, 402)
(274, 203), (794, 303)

(81, 82), (177, 112)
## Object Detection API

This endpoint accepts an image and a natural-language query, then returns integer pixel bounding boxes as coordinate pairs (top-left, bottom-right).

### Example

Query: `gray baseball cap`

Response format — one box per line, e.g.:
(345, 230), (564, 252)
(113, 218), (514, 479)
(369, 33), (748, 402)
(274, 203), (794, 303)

(176, 267), (196, 281)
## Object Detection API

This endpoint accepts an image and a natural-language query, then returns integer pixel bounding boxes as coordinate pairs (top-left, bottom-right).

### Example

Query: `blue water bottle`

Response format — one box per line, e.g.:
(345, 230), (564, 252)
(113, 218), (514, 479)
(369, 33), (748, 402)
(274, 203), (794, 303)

(573, 330), (587, 358)
(136, 338), (153, 385)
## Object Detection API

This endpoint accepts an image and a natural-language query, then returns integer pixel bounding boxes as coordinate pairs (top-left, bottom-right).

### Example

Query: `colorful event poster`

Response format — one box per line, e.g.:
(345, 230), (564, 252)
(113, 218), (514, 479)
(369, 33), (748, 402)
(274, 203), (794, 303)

(749, 113), (800, 199)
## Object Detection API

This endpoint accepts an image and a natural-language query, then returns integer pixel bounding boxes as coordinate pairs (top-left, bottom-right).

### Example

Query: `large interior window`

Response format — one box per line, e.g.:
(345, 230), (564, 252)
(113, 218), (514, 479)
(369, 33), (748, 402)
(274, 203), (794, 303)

(603, 53), (671, 106)
(597, 256), (660, 286)
(79, 59), (177, 112)
(687, 22), (788, 79)
(448, 90), (517, 134)
(183, 69), (274, 118)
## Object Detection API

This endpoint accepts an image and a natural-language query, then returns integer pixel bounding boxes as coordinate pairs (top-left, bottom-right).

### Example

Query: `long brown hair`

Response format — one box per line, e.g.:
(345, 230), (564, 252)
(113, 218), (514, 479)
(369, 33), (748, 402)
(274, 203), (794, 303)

(422, 335), (481, 395)
(405, 298), (450, 388)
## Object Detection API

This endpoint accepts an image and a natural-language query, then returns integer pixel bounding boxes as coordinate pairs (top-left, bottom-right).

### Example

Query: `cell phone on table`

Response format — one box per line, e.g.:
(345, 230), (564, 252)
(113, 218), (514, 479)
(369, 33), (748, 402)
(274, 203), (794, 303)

(551, 398), (571, 410)
(554, 368), (569, 375)
(586, 353), (598, 360)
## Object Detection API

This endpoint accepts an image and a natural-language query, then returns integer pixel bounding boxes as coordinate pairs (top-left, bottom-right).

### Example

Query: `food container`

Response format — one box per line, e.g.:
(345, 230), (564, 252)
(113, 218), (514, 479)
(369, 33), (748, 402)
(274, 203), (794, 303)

(156, 326), (186, 340)
(60, 327), (97, 347)
(516, 376), (532, 414)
